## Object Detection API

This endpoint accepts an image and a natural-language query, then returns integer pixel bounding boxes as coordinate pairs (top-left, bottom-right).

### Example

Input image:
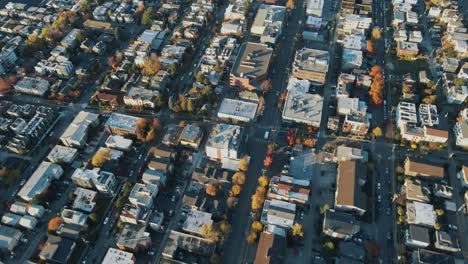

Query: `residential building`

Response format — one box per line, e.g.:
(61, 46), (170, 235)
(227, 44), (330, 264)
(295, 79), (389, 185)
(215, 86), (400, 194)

(441, 57), (459, 73)
(267, 176), (310, 205)
(282, 90), (323, 127)
(342, 113), (370, 136)
(434, 231), (460, 252)
(94, 170), (118, 195)
(61, 209), (87, 227)
(292, 48), (329, 85)
(334, 145), (368, 162)
(406, 201), (436, 227)
(323, 209), (360, 240)
(162, 230), (215, 261)
(337, 97), (367, 116)
(250, 4), (286, 44)
(260, 199), (296, 229)
(117, 224), (151, 252)
(182, 209), (213, 236)
(162, 124), (182, 147)
(120, 205), (149, 225)
(0, 225), (21, 251)
(418, 104), (439, 127)
(91, 91), (119, 109)
(102, 248), (135, 264)
(340, 14), (372, 35)
(60, 29), (81, 48)
(47, 145), (78, 164)
(286, 77), (310, 93)
(224, 1), (246, 21)
(142, 169), (167, 187)
(161, 45), (186, 61)
(217, 98), (258, 122)
(335, 160), (366, 215)
(60, 111), (99, 148)
(404, 179), (431, 203)
(123, 87), (159, 109)
(396, 102), (417, 129)
(71, 168), (117, 195)
(35, 56), (75, 78)
(405, 225), (430, 248)
(230, 42), (273, 90)
(394, 29), (408, 41)
(105, 135), (133, 151)
(17, 161), (63, 202)
(105, 113), (139, 136)
(434, 184), (453, 199)
(1, 213), (21, 227)
(396, 41), (419, 57)
(343, 34), (364, 50)
(404, 157), (444, 180)
(445, 85), (467, 104)
(412, 249), (455, 264)
(342, 48), (362, 70)
(179, 124), (204, 149)
(409, 31), (423, 43)
(458, 62), (468, 79)
(205, 123), (245, 162)
(221, 20), (243, 36)
(459, 166), (468, 188)
(9, 202), (27, 215)
(339, 242), (365, 261)
(18, 215), (38, 229)
(128, 183), (158, 208)
(454, 109), (468, 148)
(254, 232), (286, 264)
(72, 188), (97, 213)
(14, 77), (50, 96)
(306, 0), (324, 17)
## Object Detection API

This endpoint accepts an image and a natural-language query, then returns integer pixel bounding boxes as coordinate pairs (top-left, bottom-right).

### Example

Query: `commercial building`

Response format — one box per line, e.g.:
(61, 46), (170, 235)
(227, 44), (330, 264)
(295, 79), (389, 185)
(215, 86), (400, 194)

(179, 124), (204, 149)
(102, 248), (135, 264)
(60, 111), (99, 148)
(282, 90), (323, 127)
(47, 145), (78, 164)
(406, 201), (436, 227)
(335, 160), (366, 215)
(404, 157), (444, 180)
(205, 123), (245, 161)
(250, 4), (286, 44)
(292, 48), (329, 85)
(323, 209), (360, 240)
(14, 77), (50, 96)
(230, 42), (273, 90)
(182, 209), (213, 236)
(105, 113), (139, 136)
(17, 161), (63, 202)
(128, 183), (158, 208)
(217, 98), (258, 122)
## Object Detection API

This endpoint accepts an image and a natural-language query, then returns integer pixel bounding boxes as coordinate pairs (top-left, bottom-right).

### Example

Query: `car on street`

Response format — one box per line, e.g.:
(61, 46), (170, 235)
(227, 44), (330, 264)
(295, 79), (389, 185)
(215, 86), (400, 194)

(300, 211), (304, 220)
(20, 179), (26, 186)
(103, 217), (109, 225)
(169, 209), (174, 217)
(171, 195), (176, 203)
(377, 195), (382, 203)
(138, 154), (143, 160)
(449, 224), (458, 231)
(377, 183), (381, 190)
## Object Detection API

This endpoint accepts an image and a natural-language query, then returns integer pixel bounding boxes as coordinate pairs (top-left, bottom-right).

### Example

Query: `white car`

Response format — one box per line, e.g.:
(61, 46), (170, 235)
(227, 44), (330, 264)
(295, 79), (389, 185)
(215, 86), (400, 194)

(103, 217), (109, 225)
(377, 183), (381, 190)
(19, 179), (26, 186)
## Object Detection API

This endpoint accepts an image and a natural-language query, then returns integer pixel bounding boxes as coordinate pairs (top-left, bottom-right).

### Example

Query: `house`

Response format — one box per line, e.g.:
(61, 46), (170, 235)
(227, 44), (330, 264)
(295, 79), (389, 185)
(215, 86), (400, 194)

(230, 42), (273, 90)
(14, 77), (50, 96)
(406, 201), (436, 227)
(123, 87), (159, 109)
(9, 202), (28, 215)
(91, 91), (119, 109)
(17, 161), (63, 202)
(128, 183), (158, 208)
(445, 85), (467, 104)
(282, 90), (323, 127)
(1, 213), (20, 227)
(18, 215), (37, 229)
(306, 0), (324, 17)
(105, 135), (133, 151)
(434, 231), (460, 252)
(458, 62), (468, 79)
(182, 209), (212, 236)
(217, 98), (258, 123)
(337, 97), (367, 116)
(342, 113), (370, 136)
(250, 4), (286, 44)
(0, 225), (21, 251)
(61, 209), (87, 227)
(405, 179), (431, 203)
(396, 41), (418, 57)
(105, 113), (139, 136)
(260, 199), (296, 229)
(254, 231), (286, 264)
(179, 124), (204, 149)
(267, 176), (310, 205)
(335, 160), (366, 215)
(292, 48), (329, 85)
(454, 110), (468, 148)
(39, 235), (76, 264)
(162, 124), (182, 147)
(72, 188), (97, 213)
(162, 230), (215, 261)
(142, 169), (167, 187)
(405, 225), (430, 248)
(459, 166), (468, 188)
(205, 123), (246, 165)
(404, 157), (444, 180)
(47, 145), (78, 164)
(323, 209), (360, 240)
(334, 145), (368, 162)
(60, 111), (99, 148)
(342, 48), (362, 70)
(102, 248), (135, 264)
(117, 224), (151, 252)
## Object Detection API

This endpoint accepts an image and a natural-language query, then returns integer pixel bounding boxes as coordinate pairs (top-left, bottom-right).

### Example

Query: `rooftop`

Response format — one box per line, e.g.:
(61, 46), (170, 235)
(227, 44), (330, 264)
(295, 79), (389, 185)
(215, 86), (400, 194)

(293, 48), (329, 73)
(117, 224), (151, 251)
(179, 124), (203, 143)
(182, 209), (213, 236)
(105, 113), (139, 133)
(162, 230), (215, 259)
(102, 248), (135, 264)
(47, 145), (78, 163)
(218, 98), (258, 122)
(406, 201), (436, 227)
(206, 123), (243, 151)
(405, 179), (431, 203)
(398, 41), (419, 51)
(73, 187), (97, 213)
(231, 42), (273, 79)
(105, 135), (133, 150)
(254, 232), (287, 264)
(282, 90), (323, 127)
(18, 161), (63, 202)
(323, 209), (360, 236)
(286, 77), (311, 93)
(336, 160), (366, 212)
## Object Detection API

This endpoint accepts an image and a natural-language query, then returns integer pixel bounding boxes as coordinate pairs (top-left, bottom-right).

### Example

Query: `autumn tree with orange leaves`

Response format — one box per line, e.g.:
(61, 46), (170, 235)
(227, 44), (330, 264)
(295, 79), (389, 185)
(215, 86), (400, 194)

(48, 217), (62, 232)
(366, 40), (375, 53)
(263, 156), (273, 167)
(368, 66), (384, 105)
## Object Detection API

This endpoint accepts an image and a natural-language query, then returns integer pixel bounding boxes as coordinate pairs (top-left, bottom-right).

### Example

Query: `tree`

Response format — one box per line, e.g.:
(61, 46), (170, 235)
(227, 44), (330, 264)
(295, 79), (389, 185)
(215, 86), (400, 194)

(135, 118), (151, 141)
(26, 34), (46, 51)
(218, 220), (231, 240)
(232, 172), (246, 185)
(0, 78), (11, 92)
(40, 26), (54, 43)
(88, 213), (99, 223)
(260, 79), (272, 93)
(435, 209), (445, 216)
(324, 241), (335, 250)
(79, 0), (91, 13)
(372, 127), (383, 137)
(286, 0), (295, 9)
(290, 223), (304, 238)
(252, 221), (263, 232)
(422, 95), (437, 104)
(167, 63), (177, 75)
(434, 222), (440, 230)
(141, 7), (155, 25)
(196, 72), (208, 84)
(187, 98), (196, 113)
(258, 176), (269, 188)
(366, 40), (375, 53)
(48, 217), (62, 232)
(210, 254), (221, 264)
(227, 196), (238, 208)
(113, 27), (121, 40)
(320, 204), (330, 214)
(91, 148), (111, 167)
(142, 53), (161, 76)
(368, 66), (384, 106)
(238, 158), (249, 171)
(246, 231), (257, 245)
(263, 156), (273, 167)
(251, 192), (265, 210)
(206, 184), (218, 196)
(243, 0), (251, 16)
(231, 184), (242, 196)
(371, 26), (382, 40)
(201, 223), (221, 242)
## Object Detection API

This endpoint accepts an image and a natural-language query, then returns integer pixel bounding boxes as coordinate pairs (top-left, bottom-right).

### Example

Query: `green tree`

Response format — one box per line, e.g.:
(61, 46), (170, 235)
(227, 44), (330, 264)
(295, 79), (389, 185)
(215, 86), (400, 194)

(113, 27), (121, 40)
(141, 7), (155, 25)
(290, 223), (304, 239)
(243, 0), (251, 16)
(79, 0), (91, 13)
(88, 213), (99, 223)
(187, 98), (196, 113)
(196, 72), (207, 84)
(320, 204), (330, 214)
(167, 63), (177, 75)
